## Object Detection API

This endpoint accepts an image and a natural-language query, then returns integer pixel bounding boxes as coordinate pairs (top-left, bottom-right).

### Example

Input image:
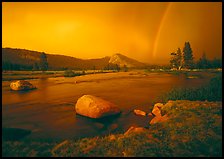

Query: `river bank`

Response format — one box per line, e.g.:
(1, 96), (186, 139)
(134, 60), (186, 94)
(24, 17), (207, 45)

(2, 68), (221, 81)
(3, 71), (217, 141)
(2, 100), (222, 157)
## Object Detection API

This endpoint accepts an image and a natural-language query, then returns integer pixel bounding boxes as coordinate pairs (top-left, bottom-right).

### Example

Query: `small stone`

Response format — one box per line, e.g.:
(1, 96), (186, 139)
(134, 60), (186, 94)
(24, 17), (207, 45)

(133, 109), (146, 116)
(122, 151), (127, 157)
(109, 134), (116, 141)
(109, 123), (118, 131)
(95, 123), (104, 129)
(148, 113), (153, 117)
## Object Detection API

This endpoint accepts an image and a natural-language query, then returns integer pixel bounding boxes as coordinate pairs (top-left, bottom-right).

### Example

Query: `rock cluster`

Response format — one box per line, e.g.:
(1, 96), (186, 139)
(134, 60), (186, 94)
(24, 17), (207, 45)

(149, 102), (171, 125)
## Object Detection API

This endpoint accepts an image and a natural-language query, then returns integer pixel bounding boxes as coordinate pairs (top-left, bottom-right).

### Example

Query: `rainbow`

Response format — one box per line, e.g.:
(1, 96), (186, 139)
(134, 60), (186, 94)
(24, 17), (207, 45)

(152, 2), (173, 58)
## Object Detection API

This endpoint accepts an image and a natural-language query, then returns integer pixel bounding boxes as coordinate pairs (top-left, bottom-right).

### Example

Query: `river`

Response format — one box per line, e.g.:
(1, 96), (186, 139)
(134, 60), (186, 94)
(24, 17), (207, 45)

(2, 72), (212, 141)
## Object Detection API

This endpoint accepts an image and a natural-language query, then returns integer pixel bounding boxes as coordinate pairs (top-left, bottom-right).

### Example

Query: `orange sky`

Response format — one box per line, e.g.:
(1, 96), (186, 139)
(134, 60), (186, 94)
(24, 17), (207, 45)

(2, 2), (222, 64)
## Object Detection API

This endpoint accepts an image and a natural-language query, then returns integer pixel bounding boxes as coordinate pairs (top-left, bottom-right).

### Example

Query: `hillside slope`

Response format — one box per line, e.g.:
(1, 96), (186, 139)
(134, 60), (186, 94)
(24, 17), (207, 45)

(2, 48), (110, 70)
(109, 53), (146, 68)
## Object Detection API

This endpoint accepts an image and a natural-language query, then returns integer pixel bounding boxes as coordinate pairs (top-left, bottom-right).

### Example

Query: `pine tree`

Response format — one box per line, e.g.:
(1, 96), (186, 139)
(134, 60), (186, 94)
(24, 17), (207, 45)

(176, 48), (182, 70)
(183, 42), (194, 69)
(170, 52), (178, 69)
(170, 48), (182, 70)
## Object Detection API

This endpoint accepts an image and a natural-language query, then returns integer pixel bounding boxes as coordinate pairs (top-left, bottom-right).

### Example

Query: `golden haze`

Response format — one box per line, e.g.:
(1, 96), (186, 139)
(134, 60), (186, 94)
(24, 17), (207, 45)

(2, 2), (222, 64)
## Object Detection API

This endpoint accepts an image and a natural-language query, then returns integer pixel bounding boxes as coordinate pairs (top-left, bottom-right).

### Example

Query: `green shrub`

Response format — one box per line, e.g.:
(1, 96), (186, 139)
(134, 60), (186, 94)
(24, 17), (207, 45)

(63, 70), (82, 77)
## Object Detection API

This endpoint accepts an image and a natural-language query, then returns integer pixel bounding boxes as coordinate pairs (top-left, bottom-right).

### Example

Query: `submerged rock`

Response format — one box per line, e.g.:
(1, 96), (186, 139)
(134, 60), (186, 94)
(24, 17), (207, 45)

(94, 123), (105, 129)
(133, 109), (146, 116)
(10, 80), (36, 91)
(109, 123), (118, 131)
(75, 95), (121, 119)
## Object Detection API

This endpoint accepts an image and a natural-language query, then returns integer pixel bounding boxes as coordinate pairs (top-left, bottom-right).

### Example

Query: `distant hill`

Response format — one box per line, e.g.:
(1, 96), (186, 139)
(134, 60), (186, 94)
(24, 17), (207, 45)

(109, 53), (146, 68)
(2, 48), (147, 70)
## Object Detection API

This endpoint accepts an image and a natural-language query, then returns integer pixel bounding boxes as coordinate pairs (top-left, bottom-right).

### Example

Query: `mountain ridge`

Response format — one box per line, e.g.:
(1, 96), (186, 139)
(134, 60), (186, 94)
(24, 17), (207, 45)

(2, 48), (147, 70)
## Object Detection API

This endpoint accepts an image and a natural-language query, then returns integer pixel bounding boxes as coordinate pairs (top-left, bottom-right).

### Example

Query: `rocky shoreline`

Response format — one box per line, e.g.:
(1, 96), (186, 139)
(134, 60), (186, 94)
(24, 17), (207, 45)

(3, 99), (222, 157)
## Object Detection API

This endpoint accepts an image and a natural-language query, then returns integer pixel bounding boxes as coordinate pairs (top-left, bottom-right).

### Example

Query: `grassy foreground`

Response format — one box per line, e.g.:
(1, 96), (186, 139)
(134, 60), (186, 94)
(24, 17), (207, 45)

(2, 100), (222, 157)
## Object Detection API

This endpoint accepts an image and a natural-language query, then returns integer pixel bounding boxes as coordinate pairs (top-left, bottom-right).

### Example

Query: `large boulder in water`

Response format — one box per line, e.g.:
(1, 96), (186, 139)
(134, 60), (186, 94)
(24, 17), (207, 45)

(10, 80), (36, 91)
(75, 95), (121, 118)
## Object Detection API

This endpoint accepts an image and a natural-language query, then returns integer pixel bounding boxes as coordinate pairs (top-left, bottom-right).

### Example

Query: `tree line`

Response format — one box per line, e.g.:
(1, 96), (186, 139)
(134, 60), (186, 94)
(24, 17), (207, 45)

(170, 42), (222, 70)
(2, 52), (48, 71)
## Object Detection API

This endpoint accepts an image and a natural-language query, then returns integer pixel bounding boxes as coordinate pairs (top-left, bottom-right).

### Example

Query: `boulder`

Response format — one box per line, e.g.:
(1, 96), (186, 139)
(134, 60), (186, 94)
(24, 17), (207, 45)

(149, 114), (169, 125)
(152, 103), (164, 116)
(124, 126), (147, 136)
(75, 95), (121, 119)
(10, 80), (36, 91)
(154, 103), (164, 109)
(133, 109), (146, 116)
(152, 107), (161, 116)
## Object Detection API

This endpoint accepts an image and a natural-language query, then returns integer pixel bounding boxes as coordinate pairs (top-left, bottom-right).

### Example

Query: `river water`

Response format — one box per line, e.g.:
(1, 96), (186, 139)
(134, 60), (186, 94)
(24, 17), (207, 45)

(2, 72), (211, 141)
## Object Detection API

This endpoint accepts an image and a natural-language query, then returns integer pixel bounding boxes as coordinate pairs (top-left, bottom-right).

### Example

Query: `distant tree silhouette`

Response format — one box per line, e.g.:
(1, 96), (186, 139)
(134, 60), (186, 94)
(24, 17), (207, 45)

(39, 52), (48, 72)
(115, 64), (120, 72)
(210, 58), (222, 69)
(104, 63), (117, 71)
(197, 52), (210, 69)
(33, 62), (39, 71)
(183, 42), (194, 69)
